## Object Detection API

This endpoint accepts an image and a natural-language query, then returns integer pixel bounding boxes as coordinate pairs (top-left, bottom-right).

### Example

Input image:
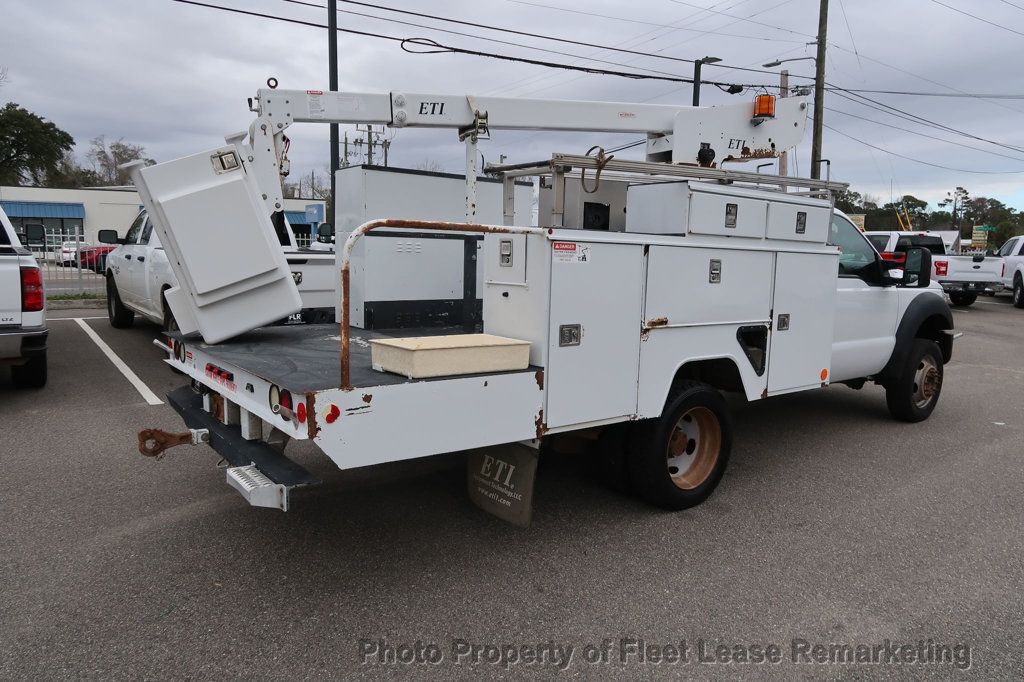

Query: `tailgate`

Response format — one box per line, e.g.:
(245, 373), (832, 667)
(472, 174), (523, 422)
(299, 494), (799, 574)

(944, 255), (1003, 282)
(0, 254), (22, 327)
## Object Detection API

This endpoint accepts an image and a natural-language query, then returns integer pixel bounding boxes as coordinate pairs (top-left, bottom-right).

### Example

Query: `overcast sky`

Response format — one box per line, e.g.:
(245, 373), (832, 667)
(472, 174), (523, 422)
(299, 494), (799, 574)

(4, 0), (1024, 211)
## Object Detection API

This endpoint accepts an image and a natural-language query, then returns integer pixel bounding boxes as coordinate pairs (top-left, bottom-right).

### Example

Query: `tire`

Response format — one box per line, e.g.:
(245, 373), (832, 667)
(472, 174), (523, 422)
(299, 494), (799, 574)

(107, 275), (135, 328)
(11, 353), (47, 389)
(627, 381), (733, 510)
(162, 294), (178, 333)
(1014, 277), (1024, 309)
(948, 292), (976, 307)
(885, 339), (944, 423)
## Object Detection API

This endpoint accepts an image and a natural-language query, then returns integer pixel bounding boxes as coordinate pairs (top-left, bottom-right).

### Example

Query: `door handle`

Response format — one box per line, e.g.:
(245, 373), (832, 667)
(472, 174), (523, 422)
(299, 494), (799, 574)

(125, 254), (132, 260)
(137, 256), (145, 262)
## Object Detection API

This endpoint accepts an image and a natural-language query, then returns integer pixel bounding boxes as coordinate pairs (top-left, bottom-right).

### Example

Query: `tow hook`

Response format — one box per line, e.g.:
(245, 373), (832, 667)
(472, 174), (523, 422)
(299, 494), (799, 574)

(138, 428), (210, 459)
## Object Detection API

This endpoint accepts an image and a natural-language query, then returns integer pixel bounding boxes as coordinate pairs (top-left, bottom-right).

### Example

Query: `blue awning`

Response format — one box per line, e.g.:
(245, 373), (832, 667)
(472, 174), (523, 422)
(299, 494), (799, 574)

(285, 211), (310, 225)
(0, 200), (85, 219)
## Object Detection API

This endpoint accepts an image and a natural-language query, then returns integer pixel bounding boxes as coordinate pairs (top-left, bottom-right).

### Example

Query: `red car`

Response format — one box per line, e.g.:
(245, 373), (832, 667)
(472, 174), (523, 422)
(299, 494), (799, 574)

(79, 245), (116, 273)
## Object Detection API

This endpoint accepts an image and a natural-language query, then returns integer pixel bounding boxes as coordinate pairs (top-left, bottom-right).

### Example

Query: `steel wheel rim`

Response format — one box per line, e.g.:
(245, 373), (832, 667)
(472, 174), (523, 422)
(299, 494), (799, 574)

(912, 354), (941, 409)
(666, 406), (721, 490)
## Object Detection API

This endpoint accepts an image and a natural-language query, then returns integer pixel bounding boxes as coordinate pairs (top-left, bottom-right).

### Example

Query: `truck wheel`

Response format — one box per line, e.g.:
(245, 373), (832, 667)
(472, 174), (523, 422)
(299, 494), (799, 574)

(11, 353), (47, 389)
(107, 276), (134, 328)
(885, 339), (943, 423)
(162, 295), (178, 333)
(1014, 278), (1024, 309)
(948, 292), (976, 307)
(628, 382), (733, 510)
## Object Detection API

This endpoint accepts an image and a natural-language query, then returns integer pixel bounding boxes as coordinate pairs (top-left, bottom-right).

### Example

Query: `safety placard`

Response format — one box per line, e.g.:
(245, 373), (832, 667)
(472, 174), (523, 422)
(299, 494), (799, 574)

(552, 241), (591, 264)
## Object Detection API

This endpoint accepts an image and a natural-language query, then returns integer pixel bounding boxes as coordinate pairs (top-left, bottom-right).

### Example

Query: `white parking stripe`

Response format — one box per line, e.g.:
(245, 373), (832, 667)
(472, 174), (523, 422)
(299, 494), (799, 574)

(73, 318), (163, 406)
(48, 316), (107, 321)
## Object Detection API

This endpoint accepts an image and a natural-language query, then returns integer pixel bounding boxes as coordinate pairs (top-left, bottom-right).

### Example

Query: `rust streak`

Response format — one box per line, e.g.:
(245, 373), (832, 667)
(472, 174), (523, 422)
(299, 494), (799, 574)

(361, 393), (373, 404)
(646, 316), (668, 328)
(535, 369), (544, 390)
(535, 409), (548, 440)
(305, 392), (319, 439)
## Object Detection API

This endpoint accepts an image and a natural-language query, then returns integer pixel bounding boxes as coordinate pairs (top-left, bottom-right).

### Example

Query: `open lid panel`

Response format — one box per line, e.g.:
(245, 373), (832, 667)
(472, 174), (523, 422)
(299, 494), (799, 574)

(126, 146), (301, 344)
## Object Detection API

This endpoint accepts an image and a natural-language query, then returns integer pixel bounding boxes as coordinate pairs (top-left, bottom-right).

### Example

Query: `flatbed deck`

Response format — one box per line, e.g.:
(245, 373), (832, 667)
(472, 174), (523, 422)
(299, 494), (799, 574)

(171, 324), (538, 394)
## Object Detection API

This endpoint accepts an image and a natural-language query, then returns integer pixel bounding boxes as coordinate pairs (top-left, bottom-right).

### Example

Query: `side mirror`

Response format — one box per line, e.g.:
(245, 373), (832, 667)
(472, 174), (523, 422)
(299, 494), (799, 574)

(24, 224), (45, 244)
(97, 229), (120, 245)
(902, 246), (932, 288)
(317, 224), (335, 241)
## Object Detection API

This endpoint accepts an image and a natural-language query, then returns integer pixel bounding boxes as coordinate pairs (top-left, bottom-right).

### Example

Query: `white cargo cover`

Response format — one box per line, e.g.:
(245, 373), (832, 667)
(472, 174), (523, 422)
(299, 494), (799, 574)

(127, 147), (301, 343)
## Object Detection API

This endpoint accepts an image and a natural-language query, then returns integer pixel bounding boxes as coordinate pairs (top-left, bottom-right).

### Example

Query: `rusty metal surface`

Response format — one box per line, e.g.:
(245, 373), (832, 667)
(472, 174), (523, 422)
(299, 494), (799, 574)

(339, 219), (546, 389)
(137, 429), (192, 459)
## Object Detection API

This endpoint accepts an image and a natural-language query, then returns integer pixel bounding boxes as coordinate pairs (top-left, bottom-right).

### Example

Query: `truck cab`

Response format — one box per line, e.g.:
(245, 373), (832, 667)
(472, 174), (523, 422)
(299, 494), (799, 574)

(996, 235), (1024, 307)
(0, 206), (48, 388)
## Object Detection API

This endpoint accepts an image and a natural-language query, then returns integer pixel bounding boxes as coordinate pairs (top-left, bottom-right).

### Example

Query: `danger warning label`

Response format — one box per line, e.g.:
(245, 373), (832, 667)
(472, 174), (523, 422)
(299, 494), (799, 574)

(552, 241), (590, 264)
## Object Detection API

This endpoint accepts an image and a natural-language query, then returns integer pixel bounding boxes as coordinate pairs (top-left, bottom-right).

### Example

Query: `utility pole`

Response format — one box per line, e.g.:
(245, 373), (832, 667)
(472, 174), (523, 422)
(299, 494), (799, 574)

(810, 0), (828, 179)
(327, 0), (339, 227)
(778, 69), (789, 179)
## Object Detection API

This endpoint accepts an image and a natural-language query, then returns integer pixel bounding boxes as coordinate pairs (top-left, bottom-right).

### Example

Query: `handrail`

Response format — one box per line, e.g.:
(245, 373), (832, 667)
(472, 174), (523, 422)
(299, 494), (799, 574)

(339, 219), (547, 389)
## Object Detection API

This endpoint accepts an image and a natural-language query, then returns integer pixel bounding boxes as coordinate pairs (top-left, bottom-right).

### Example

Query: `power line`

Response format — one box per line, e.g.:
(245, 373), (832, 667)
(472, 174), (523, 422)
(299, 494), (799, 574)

(170, 0), (770, 88)
(926, 0), (1024, 38)
(822, 122), (1024, 174)
(825, 107), (1024, 163)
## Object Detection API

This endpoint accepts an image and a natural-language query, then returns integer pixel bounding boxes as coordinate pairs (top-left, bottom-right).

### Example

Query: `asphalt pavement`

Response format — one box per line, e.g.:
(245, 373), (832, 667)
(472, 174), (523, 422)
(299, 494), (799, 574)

(1, 299), (1021, 678)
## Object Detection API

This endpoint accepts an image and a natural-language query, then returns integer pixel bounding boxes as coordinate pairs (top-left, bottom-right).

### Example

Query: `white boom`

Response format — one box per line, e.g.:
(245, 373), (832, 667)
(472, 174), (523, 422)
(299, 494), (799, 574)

(241, 85), (810, 219)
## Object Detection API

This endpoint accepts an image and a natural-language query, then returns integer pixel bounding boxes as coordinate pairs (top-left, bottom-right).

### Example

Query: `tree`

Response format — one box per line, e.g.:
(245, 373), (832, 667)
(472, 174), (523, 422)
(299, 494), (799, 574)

(87, 136), (154, 185)
(47, 150), (102, 188)
(0, 103), (75, 185)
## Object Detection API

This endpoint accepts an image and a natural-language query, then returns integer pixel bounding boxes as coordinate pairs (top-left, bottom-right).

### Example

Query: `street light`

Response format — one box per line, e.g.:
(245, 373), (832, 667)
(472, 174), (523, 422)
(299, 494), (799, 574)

(762, 56), (816, 69)
(692, 56), (722, 106)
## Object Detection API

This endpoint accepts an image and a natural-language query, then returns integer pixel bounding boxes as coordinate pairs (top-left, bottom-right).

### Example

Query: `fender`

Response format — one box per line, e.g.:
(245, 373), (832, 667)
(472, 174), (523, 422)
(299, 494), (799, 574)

(876, 293), (953, 384)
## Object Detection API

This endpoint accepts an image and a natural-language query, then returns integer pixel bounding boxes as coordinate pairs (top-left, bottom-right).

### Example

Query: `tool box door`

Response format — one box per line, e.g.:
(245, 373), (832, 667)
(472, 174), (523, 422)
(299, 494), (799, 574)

(545, 241), (644, 428)
(766, 252), (838, 395)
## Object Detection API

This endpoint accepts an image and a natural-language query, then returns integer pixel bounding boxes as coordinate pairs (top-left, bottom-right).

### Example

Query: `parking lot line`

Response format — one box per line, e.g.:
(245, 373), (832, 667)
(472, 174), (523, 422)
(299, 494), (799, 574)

(73, 318), (164, 406)
(48, 316), (107, 321)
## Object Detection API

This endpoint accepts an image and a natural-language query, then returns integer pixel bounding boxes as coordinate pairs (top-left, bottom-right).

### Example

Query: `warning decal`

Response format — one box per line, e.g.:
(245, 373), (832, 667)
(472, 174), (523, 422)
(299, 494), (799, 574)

(552, 241), (591, 264)
(307, 92), (325, 119)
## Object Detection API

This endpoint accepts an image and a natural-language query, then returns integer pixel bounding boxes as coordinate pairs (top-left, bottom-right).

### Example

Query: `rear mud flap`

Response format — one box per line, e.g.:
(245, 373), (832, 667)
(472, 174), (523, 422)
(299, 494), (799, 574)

(467, 444), (539, 527)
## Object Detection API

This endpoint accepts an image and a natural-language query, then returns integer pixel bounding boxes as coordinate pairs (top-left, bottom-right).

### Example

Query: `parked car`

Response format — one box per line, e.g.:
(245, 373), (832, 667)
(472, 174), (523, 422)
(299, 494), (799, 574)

(0, 207), (47, 388)
(58, 240), (91, 266)
(101, 209), (335, 331)
(996, 235), (1024, 307)
(864, 230), (1003, 306)
(79, 245), (116, 273)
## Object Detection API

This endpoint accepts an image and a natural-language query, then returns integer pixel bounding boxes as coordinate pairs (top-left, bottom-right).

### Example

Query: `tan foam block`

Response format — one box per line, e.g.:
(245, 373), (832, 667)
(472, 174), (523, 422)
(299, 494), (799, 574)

(370, 334), (531, 379)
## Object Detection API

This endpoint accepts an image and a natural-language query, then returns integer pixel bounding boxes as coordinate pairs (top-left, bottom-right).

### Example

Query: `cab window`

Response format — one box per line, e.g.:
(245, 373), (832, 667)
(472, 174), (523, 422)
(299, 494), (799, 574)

(828, 213), (879, 279)
(140, 218), (155, 245)
(124, 212), (146, 244)
(865, 234), (889, 253)
(998, 238), (1018, 257)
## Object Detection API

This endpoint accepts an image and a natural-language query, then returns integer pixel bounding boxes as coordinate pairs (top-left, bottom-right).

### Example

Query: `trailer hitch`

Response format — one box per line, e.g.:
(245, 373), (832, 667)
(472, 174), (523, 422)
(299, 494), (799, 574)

(138, 428), (210, 459)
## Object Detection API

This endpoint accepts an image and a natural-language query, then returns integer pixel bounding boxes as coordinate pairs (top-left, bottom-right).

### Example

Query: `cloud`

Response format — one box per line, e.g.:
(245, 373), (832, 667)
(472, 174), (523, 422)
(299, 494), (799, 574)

(3, 0), (1024, 209)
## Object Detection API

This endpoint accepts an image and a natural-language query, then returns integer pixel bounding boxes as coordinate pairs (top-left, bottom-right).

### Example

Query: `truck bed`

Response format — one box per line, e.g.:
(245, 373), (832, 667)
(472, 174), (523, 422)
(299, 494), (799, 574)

(171, 324), (538, 394)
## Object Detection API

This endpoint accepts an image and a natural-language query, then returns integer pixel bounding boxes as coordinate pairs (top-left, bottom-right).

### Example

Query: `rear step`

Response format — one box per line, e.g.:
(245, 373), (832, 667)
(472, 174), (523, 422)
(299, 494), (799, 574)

(166, 385), (320, 510)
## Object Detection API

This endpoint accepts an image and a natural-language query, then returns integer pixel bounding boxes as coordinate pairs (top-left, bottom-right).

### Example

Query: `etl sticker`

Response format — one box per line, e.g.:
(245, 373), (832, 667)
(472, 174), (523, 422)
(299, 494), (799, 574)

(552, 241), (590, 264)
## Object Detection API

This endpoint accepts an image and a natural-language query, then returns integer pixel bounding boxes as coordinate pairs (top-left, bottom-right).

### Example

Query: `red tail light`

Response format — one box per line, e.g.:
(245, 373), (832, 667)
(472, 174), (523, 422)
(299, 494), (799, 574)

(20, 267), (44, 312)
(880, 252), (906, 265)
(935, 261), (948, 277)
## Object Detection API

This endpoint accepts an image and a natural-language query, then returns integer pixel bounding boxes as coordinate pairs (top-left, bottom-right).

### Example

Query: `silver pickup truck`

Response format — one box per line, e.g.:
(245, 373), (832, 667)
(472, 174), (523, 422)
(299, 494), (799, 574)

(0, 206), (48, 388)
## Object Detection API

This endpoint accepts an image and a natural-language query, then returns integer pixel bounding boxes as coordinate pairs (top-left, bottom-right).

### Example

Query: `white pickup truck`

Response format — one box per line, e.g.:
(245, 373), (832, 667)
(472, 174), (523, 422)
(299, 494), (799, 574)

(864, 230), (1003, 306)
(996, 235), (1024, 307)
(101, 209), (336, 330)
(0, 206), (48, 388)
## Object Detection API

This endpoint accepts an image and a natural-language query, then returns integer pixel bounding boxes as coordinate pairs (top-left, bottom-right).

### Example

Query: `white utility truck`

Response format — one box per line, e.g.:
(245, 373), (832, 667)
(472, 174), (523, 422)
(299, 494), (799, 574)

(996, 235), (1024, 307)
(864, 230), (1004, 306)
(0, 206), (48, 388)
(101, 208), (336, 330)
(131, 84), (955, 520)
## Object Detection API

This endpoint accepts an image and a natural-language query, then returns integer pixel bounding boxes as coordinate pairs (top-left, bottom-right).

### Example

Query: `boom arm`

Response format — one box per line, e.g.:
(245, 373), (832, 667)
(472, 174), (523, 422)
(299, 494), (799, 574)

(242, 86), (810, 219)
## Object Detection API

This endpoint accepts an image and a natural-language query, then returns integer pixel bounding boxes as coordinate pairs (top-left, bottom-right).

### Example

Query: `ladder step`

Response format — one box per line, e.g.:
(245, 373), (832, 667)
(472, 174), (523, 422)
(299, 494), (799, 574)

(226, 464), (290, 511)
